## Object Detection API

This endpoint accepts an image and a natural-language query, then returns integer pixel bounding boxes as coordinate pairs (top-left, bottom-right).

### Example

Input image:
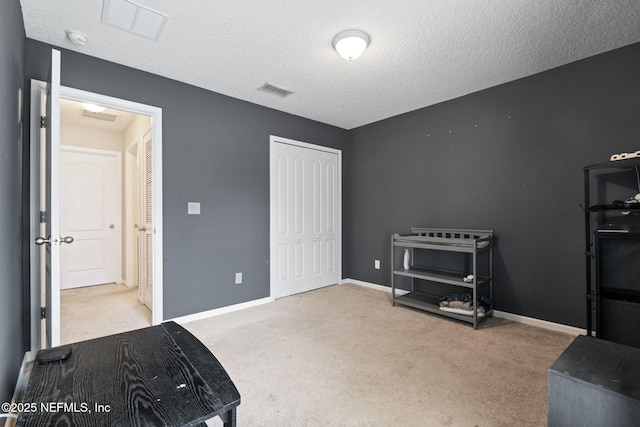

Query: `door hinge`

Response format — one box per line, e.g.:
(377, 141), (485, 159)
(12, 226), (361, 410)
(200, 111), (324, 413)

(40, 307), (46, 319)
(39, 211), (46, 223)
(40, 115), (46, 128)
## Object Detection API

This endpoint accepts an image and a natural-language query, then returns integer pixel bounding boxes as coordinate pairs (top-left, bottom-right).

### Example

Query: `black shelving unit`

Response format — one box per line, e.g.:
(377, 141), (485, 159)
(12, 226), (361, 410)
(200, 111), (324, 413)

(584, 157), (640, 345)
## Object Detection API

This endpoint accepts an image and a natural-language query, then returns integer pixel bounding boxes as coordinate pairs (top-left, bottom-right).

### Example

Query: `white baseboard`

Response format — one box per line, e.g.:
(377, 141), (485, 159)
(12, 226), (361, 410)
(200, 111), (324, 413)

(121, 279), (135, 288)
(169, 279), (585, 336)
(343, 278), (584, 336)
(168, 296), (275, 325)
(341, 278), (409, 295)
(492, 310), (584, 336)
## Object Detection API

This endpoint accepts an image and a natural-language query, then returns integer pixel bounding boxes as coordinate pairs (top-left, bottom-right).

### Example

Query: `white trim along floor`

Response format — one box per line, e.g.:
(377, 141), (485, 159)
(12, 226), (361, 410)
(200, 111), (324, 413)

(343, 278), (586, 336)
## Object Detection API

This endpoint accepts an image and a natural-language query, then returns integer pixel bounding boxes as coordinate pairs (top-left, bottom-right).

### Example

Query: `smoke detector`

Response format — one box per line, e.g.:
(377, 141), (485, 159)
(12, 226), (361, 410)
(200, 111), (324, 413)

(66, 30), (88, 46)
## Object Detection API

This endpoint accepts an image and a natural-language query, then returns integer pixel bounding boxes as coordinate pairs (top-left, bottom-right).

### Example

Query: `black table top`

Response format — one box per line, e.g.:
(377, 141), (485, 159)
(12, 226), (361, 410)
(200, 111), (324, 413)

(16, 322), (240, 426)
(549, 335), (640, 401)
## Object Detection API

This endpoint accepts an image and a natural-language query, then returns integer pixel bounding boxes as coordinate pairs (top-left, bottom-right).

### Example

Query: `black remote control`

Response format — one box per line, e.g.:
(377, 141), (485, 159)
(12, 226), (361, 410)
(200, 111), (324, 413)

(37, 346), (72, 364)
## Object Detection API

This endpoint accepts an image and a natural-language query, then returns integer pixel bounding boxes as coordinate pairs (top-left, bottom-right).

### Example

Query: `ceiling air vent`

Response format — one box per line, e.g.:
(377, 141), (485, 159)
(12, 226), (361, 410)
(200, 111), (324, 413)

(81, 109), (119, 122)
(257, 83), (294, 98)
(101, 0), (169, 41)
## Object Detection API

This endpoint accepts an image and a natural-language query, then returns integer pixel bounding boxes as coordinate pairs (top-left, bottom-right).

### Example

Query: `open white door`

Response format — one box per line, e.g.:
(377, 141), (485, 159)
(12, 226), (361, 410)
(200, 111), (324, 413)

(36, 49), (64, 348)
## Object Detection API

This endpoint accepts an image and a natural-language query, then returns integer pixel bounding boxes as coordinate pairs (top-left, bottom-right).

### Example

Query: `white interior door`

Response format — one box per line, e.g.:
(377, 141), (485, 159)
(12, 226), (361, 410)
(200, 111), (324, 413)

(270, 137), (341, 299)
(60, 147), (122, 289)
(41, 49), (62, 348)
(138, 129), (153, 309)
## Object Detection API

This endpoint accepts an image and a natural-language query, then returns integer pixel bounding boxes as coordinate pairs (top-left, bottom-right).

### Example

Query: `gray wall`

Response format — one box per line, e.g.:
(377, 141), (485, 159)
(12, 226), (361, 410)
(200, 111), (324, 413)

(344, 42), (640, 328)
(0, 0), (25, 404)
(24, 40), (349, 319)
(16, 27), (640, 360)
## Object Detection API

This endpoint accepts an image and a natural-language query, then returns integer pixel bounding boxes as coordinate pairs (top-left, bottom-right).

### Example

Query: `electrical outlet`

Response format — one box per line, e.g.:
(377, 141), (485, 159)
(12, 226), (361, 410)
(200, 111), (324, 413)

(235, 272), (242, 284)
(374, 260), (380, 269)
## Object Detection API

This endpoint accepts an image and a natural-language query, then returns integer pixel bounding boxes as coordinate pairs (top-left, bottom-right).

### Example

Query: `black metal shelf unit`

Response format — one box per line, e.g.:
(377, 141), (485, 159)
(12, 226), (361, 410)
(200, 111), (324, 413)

(584, 157), (640, 346)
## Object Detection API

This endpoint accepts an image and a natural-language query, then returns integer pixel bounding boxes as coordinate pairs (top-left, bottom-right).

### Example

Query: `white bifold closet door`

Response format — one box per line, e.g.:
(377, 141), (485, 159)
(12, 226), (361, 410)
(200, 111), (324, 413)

(271, 140), (339, 299)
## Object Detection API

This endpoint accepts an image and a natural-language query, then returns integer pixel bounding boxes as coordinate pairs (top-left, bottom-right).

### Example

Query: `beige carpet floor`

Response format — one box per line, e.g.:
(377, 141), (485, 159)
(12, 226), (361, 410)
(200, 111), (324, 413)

(185, 283), (575, 427)
(61, 283), (151, 345)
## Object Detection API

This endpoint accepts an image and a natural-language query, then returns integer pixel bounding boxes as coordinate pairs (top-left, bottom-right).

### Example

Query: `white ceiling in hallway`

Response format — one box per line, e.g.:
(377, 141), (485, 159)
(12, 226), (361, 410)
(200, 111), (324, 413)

(60, 98), (137, 133)
(19, 0), (640, 130)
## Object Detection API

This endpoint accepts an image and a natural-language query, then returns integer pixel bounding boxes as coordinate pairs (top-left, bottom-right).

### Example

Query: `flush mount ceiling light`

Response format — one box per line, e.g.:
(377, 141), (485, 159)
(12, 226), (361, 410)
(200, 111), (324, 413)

(332, 29), (370, 61)
(101, 0), (169, 41)
(81, 103), (106, 113)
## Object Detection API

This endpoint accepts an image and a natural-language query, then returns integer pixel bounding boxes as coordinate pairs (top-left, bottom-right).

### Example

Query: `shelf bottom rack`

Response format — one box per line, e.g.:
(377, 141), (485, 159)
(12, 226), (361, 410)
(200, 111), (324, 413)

(393, 292), (492, 326)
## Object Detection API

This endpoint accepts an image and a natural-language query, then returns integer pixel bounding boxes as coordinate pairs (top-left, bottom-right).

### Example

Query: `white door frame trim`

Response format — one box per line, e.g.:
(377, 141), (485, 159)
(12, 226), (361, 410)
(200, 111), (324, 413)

(268, 135), (343, 298)
(60, 86), (164, 327)
(29, 80), (164, 351)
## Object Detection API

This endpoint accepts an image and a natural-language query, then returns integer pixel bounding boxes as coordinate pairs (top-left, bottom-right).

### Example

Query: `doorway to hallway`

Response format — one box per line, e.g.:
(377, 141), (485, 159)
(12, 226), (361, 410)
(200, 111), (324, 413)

(29, 72), (164, 350)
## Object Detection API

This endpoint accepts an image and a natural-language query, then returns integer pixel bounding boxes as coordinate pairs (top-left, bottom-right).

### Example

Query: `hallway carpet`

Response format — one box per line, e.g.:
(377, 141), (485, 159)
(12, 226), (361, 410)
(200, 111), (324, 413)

(61, 283), (151, 345)
(185, 283), (575, 426)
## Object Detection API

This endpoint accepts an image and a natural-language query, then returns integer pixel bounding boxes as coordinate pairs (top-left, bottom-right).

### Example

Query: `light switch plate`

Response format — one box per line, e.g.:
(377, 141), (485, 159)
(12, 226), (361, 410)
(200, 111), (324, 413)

(187, 202), (201, 215)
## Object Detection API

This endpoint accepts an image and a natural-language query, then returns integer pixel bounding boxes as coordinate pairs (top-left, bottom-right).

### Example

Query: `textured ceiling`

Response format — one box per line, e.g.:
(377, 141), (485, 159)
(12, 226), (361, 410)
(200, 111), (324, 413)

(20, 0), (640, 130)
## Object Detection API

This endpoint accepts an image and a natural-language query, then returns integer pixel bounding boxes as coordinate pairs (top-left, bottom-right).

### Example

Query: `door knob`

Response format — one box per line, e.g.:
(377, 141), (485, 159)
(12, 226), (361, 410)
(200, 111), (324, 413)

(139, 227), (146, 232)
(34, 235), (74, 245)
(34, 236), (50, 246)
(109, 224), (115, 229)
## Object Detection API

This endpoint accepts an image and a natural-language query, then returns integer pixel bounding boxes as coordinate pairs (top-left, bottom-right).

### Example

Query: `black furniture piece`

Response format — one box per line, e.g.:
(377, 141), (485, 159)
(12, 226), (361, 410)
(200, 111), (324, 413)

(391, 228), (494, 330)
(594, 230), (640, 348)
(584, 158), (640, 346)
(16, 322), (240, 427)
(548, 335), (640, 427)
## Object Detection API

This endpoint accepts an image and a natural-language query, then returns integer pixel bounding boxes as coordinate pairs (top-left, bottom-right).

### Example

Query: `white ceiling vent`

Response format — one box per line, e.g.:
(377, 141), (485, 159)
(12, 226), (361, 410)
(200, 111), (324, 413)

(81, 109), (119, 122)
(257, 83), (294, 99)
(101, 0), (168, 41)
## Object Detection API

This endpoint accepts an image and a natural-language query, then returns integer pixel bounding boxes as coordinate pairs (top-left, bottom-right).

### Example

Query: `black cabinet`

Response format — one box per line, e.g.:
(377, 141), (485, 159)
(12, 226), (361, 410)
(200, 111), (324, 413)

(584, 158), (640, 346)
(548, 336), (640, 426)
(594, 231), (640, 347)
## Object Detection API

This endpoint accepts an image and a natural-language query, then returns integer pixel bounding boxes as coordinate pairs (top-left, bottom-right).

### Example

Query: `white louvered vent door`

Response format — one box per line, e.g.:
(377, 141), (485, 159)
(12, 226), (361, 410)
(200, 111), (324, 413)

(138, 129), (153, 309)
